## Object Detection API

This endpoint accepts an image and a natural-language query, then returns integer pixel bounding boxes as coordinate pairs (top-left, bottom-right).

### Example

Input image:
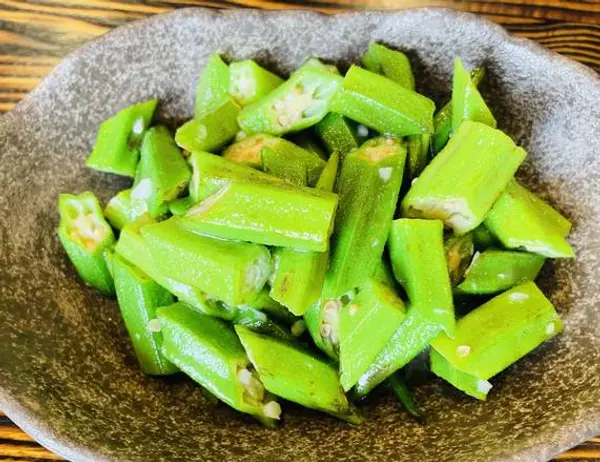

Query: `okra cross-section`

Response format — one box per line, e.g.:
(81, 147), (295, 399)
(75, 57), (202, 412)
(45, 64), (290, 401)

(86, 99), (157, 177)
(237, 65), (343, 136)
(430, 281), (563, 400)
(181, 180), (339, 252)
(141, 218), (272, 306)
(58, 192), (116, 296)
(325, 136), (407, 298)
(235, 325), (362, 424)
(388, 219), (455, 336)
(402, 120), (526, 235)
(104, 188), (158, 231)
(229, 59), (284, 107)
(157, 302), (281, 424)
(484, 180), (574, 258)
(456, 249), (546, 294)
(329, 65), (435, 137)
(339, 278), (406, 391)
(444, 233), (475, 287)
(112, 254), (177, 376)
(222, 133), (280, 169)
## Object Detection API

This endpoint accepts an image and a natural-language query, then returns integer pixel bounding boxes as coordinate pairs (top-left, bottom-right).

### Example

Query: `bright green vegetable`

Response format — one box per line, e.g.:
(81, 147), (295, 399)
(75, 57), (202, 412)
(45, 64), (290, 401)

(168, 195), (195, 216)
(237, 65), (342, 136)
(339, 278), (406, 391)
(325, 137), (407, 298)
(195, 54), (230, 118)
(445, 233), (475, 286)
(58, 192), (116, 296)
(485, 180), (574, 258)
(134, 125), (191, 217)
(362, 43), (415, 90)
(245, 289), (300, 327)
(472, 223), (498, 250)
(229, 59), (284, 106)
(158, 302), (281, 424)
(304, 295), (346, 361)
(329, 65), (435, 137)
(181, 180), (338, 252)
(372, 258), (397, 289)
(236, 325), (362, 424)
(86, 99), (157, 177)
(314, 113), (360, 157)
(430, 281), (563, 400)
(112, 254), (177, 375)
(104, 189), (154, 231)
(260, 137), (326, 186)
(176, 99), (240, 153)
(315, 150), (340, 191)
(456, 249), (545, 294)
(288, 132), (328, 160)
(389, 372), (422, 419)
(233, 305), (294, 341)
(402, 120), (526, 235)
(452, 58), (496, 132)
(295, 57), (340, 75)
(388, 219), (454, 336)
(142, 218), (272, 306)
(406, 133), (431, 182)
(222, 133), (279, 169)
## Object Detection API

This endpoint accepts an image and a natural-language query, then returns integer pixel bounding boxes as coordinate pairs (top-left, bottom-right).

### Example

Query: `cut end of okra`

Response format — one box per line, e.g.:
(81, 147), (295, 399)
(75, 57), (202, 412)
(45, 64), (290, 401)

(195, 53), (231, 118)
(222, 133), (279, 168)
(229, 60), (284, 107)
(452, 58), (496, 132)
(444, 233), (475, 286)
(362, 42), (415, 91)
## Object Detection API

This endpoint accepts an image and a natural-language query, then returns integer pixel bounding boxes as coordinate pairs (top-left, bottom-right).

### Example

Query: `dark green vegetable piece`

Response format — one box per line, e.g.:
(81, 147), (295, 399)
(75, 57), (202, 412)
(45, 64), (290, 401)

(236, 325), (362, 424)
(158, 302), (281, 424)
(58, 192), (116, 296)
(112, 254), (177, 375)
(362, 43), (415, 90)
(314, 113), (360, 157)
(388, 372), (422, 419)
(86, 99), (157, 177)
(456, 249), (546, 294)
(471, 223), (498, 250)
(195, 54), (230, 118)
(444, 233), (475, 286)
(233, 305), (294, 341)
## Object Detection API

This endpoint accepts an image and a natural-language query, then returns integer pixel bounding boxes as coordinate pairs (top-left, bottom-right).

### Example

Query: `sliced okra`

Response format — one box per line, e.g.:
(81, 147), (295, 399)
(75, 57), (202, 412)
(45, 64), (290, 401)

(237, 65), (343, 136)
(294, 57), (340, 75)
(112, 254), (177, 375)
(222, 133), (280, 169)
(314, 112), (360, 157)
(261, 143), (326, 187)
(288, 132), (328, 160)
(235, 325), (362, 424)
(362, 42), (415, 91)
(371, 257), (397, 289)
(315, 150), (340, 191)
(229, 59), (284, 107)
(325, 136), (407, 298)
(168, 195), (195, 217)
(58, 192), (116, 296)
(195, 54), (231, 118)
(86, 99), (157, 177)
(430, 281), (563, 400)
(484, 180), (574, 258)
(452, 58), (496, 132)
(141, 218), (272, 306)
(104, 188), (154, 231)
(406, 133), (431, 182)
(158, 302), (281, 424)
(456, 249), (545, 294)
(444, 233), (475, 286)
(233, 305), (294, 341)
(329, 65), (435, 137)
(402, 120), (526, 235)
(244, 289), (300, 327)
(175, 98), (240, 153)
(339, 278), (406, 391)
(388, 371), (422, 419)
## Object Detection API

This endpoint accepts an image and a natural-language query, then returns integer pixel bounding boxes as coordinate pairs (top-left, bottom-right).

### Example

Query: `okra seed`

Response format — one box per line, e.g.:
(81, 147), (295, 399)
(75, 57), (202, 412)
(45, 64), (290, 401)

(456, 345), (471, 358)
(349, 304), (359, 316)
(237, 368), (253, 386)
(385, 138), (395, 146)
(273, 100), (285, 111)
(545, 322), (556, 335)
(323, 300), (340, 313)
(262, 401), (282, 420)
(320, 323), (332, 337)
(477, 380), (493, 394)
(132, 117), (145, 135)
(508, 292), (529, 302)
(291, 320), (306, 337)
(357, 124), (369, 137)
(411, 177), (419, 186)
(146, 319), (161, 333)
(378, 167), (392, 182)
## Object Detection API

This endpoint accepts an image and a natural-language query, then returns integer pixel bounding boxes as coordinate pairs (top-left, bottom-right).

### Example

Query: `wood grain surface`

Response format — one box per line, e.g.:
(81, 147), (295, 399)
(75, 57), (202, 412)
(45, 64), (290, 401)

(1, 1), (599, 461)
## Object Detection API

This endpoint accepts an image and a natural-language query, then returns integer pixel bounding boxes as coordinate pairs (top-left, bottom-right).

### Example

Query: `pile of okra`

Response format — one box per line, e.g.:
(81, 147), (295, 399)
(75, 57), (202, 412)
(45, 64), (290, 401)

(58, 43), (574, 425)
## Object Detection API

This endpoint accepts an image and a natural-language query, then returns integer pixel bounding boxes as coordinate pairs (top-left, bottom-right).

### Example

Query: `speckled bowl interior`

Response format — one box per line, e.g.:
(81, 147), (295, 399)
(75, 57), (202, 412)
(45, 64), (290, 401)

(0, 8), (599, 462)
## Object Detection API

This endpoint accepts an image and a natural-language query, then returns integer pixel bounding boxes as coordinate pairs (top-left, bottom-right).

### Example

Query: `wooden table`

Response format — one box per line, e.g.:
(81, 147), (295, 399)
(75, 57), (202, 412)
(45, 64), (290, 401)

(1, 1), (599, 460)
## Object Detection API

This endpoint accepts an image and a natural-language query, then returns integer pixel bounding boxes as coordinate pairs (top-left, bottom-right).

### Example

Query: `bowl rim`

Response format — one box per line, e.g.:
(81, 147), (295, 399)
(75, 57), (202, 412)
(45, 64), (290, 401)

(1, 6), (599, 462)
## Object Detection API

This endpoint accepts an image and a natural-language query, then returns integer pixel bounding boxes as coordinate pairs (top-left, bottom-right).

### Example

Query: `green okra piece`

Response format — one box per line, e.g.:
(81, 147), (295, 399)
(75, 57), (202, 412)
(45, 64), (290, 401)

(430, 281), (563, 400)
(181, 180), (338, 252)
(142, 218), (272, 306)
(112, 254), (177, 375)
(168, 195), (195, 216)
(104, 189), (153, 231)
(229, 59), (284, 107)
(115, 217), (236, 319)
(362, 43), (415, 91)
(325, 137), (407, 298)
(195, 54), (230, 118)
(457, 249), (546, 295)
(388, 371), (422, 419)
(86, 99), (157, 177)
(432, 66), (485, 155)
(176, 99), (240, 154)
(402, 120), (526, 235)
(329, 65), (435, 137)
(295, 57), (340, 75)
(315, 150), (340, 191)
(288, 132), (327, 160)
(472, 223), (498, 250)
(314, 112), (360, 157)
(189, 151), (283, 203)
(235, 325), (362, 424)
(158, 302), (281, 424)
(103, 246), (116, 279)
(260, 137), (326, 186)
(452, 58), (496, 132)
(354, 307), (442, 398)
(485, 180), (574, 258)
(58, 192), (116, 296)
(134, 125), (191, 217)
(388, 219), (454, 335)
(222, 133), (280, 169)
(372, 258), (397, 289)
(245, 289), (300, 326)
(237, 65), (343, 136)
(339, 278), (406, 391)
(406, 133), (431, 182)
(444, 233), (475, 287)
(233, 305), (294, 341)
